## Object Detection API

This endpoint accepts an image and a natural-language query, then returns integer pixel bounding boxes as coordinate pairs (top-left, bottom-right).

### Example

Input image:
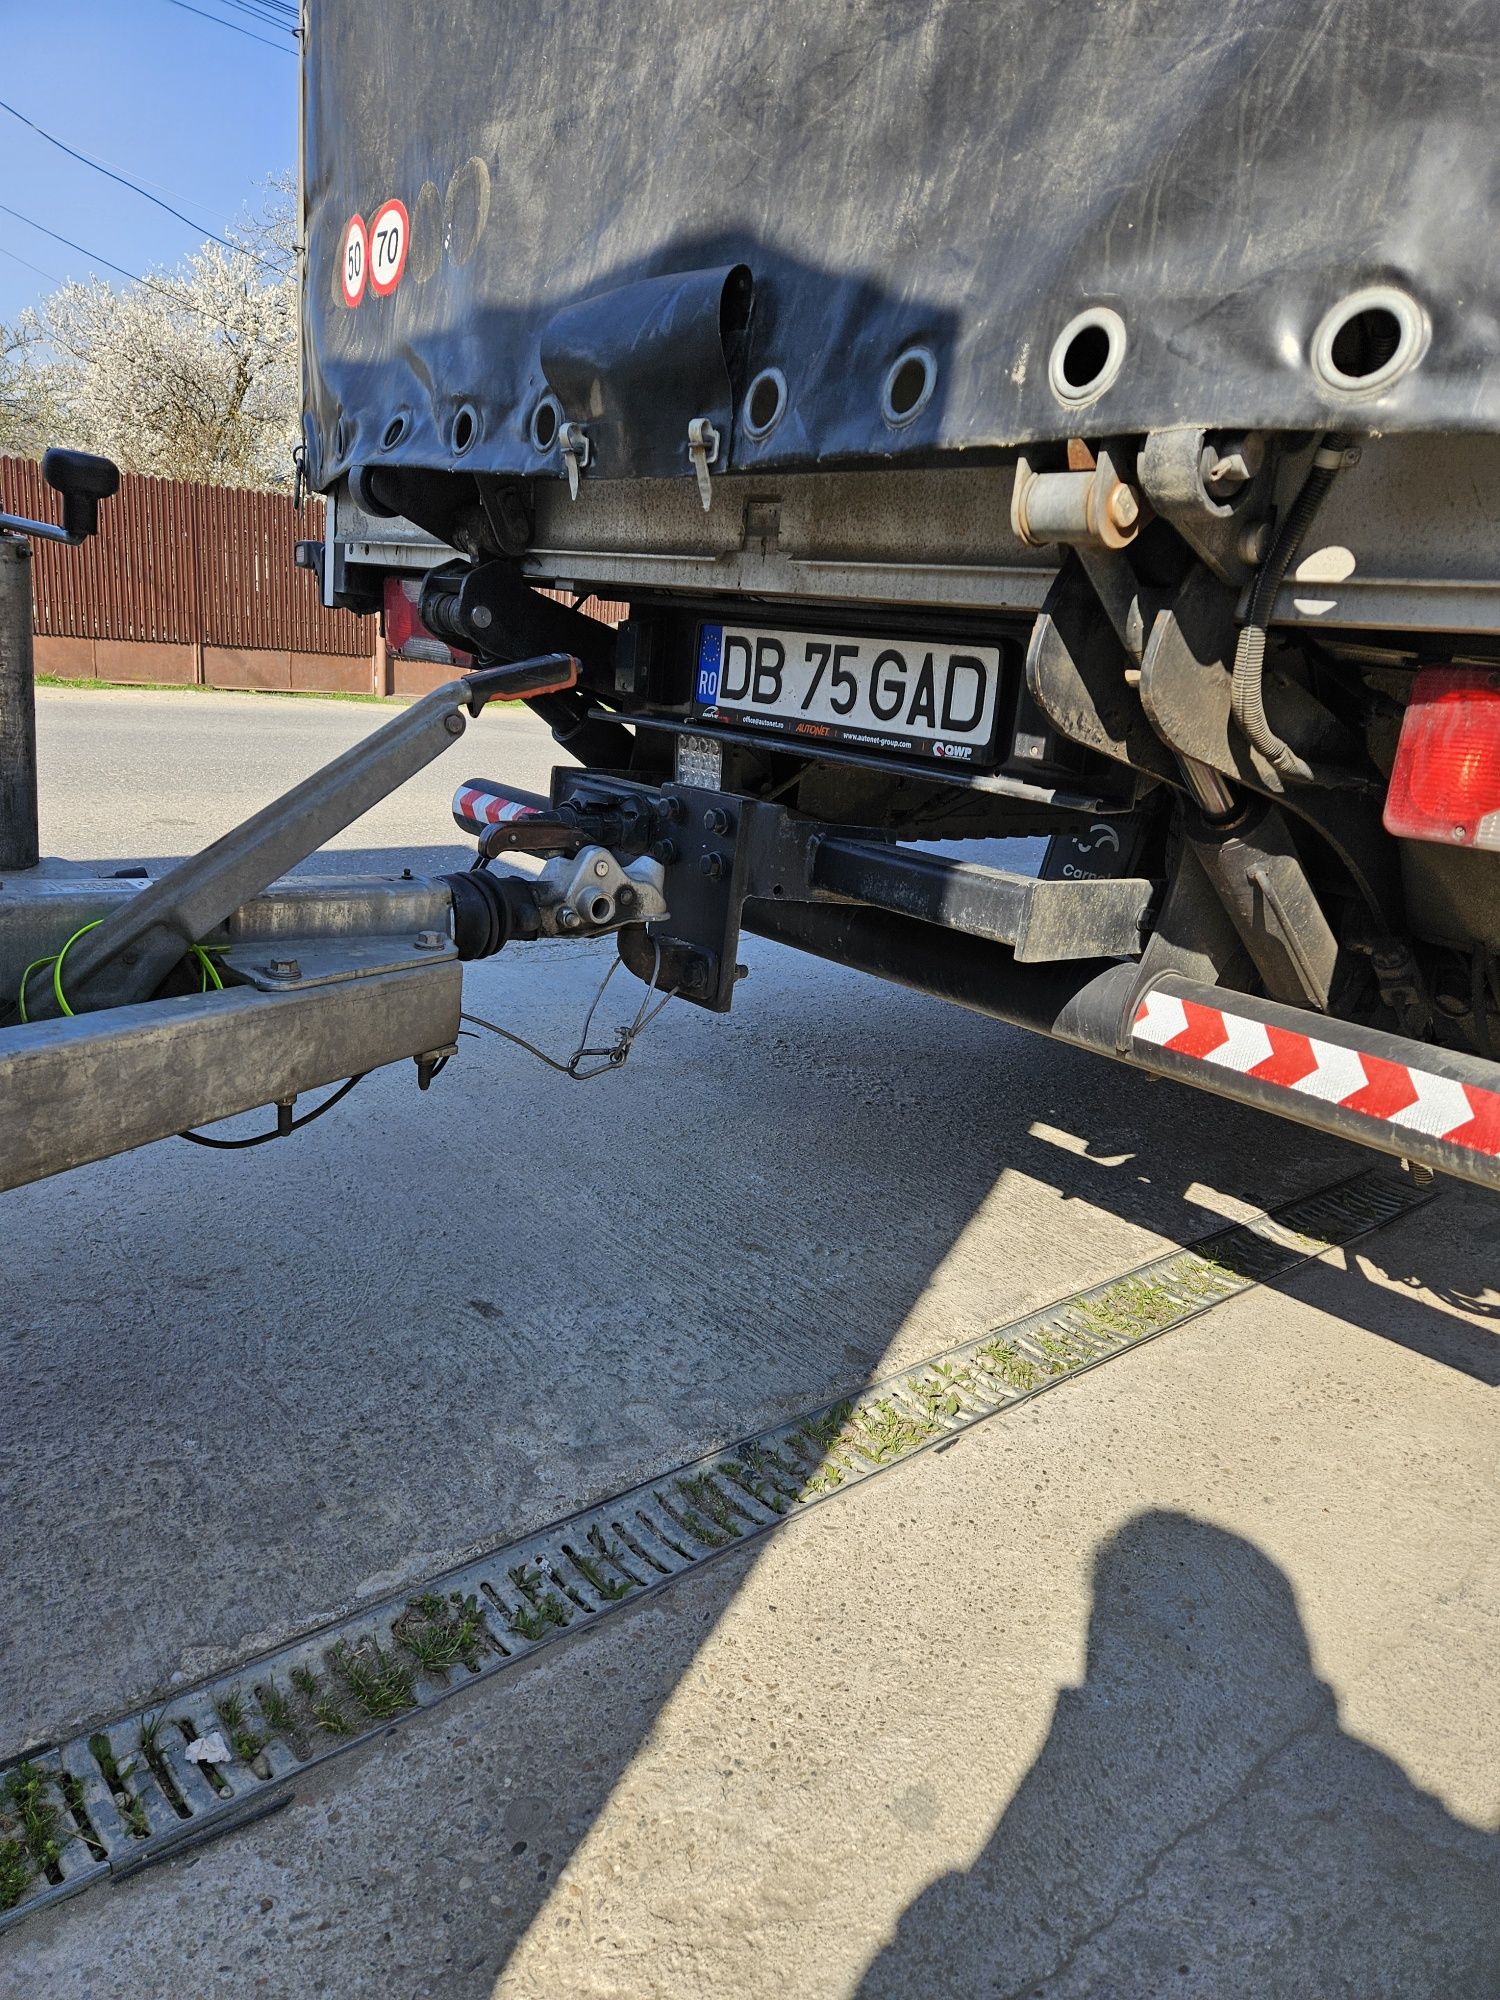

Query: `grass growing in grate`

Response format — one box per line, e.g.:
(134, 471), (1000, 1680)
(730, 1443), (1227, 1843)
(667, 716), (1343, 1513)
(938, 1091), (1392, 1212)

(850, 1398), (944, 1463)
(0, 1763), (65, 1907)
(87, 1735), (149, 1839)
(565, 1543), (636, 1601)
(136, 1714), (189, 1816)
(257, 1680), (299, 1738)
(55, 1773), (104, 1863)
(0, 1840), (30, 1913)
(672, 1474), (742, 1546)
(331, 1641), (415, 1722)
(508, 1563), (572, 1641)
(395, 1593), (492, 1678)
(291, 1665), (355, 1739)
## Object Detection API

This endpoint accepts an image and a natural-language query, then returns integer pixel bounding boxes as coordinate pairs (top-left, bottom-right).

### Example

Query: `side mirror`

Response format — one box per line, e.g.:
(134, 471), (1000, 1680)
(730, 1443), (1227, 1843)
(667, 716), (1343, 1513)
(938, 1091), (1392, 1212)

(41, 448), (120, 543)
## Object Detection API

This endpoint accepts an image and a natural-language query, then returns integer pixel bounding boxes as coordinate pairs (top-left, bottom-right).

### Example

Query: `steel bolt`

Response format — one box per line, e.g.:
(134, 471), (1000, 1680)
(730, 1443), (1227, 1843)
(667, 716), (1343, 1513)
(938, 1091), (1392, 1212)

(443, 711), (465, 736)
(593, 858), (610, 877)
(557, 906), (580, 929)
(700, 852), (727, 881)
(1107, 484), (1140, 532)
(267, 956), (301, 978)
(651, 838), (679, 864)
(703, 806), (732, 834)
(470, 604), (493, 629)
(616, 883), (638, 909)
(414, 930), (445, 950)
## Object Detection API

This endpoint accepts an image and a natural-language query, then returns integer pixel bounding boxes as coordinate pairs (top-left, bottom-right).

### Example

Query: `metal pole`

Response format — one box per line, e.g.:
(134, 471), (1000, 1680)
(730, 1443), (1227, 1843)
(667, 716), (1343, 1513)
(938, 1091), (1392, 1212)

(0, 533), (39, 871)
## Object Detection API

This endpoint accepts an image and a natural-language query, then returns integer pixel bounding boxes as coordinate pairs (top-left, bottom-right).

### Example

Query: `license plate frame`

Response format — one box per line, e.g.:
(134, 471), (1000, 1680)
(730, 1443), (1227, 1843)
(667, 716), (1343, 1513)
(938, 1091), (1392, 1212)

(692, 620), (1004, 766)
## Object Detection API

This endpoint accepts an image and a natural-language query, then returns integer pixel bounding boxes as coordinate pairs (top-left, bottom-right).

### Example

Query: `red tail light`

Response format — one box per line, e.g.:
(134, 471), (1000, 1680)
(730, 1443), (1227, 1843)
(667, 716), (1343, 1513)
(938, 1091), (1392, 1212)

(382, 576), (473, 667)
(1383, 665), (1500, 850)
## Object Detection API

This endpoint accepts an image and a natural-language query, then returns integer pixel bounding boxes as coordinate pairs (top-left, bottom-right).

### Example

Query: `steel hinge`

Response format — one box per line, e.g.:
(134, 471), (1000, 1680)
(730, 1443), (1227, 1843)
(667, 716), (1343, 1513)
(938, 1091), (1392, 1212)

(559, 422), (592, 502)
(687, 416), (720, 511)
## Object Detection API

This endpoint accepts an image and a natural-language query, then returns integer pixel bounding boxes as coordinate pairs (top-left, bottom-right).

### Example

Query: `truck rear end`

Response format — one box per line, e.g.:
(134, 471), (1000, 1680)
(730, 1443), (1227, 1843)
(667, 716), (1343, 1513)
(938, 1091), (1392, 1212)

(301, 0), (1500, 1190)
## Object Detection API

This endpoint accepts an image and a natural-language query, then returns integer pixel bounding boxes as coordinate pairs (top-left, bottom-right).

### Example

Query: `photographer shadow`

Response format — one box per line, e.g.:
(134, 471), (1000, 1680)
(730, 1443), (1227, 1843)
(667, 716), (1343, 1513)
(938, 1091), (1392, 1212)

(856, 1511), (1500, 2000)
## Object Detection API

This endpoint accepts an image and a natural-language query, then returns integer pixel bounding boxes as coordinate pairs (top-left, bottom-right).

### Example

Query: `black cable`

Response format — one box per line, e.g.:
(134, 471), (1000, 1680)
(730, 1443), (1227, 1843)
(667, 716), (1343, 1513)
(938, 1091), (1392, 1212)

(178, 1073), (366, 1149)
(0, 201), (280, 329)
(216, 0), (299, 25)
(1230, 437), (1352, 783)
(159, 0), (294, 50)
(0, 238), (59, 283)
(0, 99), (279, 275)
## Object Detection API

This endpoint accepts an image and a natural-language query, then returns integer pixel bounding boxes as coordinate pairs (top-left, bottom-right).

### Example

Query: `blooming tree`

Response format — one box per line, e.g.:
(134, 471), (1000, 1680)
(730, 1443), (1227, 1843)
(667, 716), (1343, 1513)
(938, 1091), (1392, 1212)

(0, 184), (298, 491)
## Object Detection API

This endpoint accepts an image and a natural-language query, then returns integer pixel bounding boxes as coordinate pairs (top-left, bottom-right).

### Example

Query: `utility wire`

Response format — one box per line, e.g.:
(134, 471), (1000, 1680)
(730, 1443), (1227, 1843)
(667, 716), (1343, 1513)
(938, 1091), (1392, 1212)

(0, 239), (60, 284)
(216, 0), (299, 25)
(160, 0), (295, 51)
(0, 200), (281, 326)
(0, 98), (277, 274)
(0, 200), (154, 289)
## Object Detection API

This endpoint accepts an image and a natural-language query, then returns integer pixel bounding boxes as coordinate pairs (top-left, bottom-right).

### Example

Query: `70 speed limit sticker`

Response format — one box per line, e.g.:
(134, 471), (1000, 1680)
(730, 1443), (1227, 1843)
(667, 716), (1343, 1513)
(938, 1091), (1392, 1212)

(339, 199), (409, 307)
(369, 199), (409, 296)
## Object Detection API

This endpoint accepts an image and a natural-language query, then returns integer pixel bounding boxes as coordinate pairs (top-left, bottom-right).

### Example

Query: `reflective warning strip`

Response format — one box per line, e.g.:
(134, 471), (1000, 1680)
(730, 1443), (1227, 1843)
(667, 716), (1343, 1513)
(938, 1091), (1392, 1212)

(452, 785), (540, 829)
(1134, 990), (1500, 1157)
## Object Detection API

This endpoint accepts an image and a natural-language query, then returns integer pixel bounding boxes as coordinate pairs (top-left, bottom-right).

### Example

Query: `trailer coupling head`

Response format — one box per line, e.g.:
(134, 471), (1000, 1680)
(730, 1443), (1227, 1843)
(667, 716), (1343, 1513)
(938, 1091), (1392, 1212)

(441, 777), (670, 960)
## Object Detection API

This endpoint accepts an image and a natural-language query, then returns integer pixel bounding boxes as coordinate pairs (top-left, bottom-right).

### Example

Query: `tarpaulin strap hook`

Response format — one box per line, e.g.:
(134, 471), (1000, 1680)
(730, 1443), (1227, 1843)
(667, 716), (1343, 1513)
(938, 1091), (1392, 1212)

(687, 417), (720, 511)
(559, 423), (591, 502)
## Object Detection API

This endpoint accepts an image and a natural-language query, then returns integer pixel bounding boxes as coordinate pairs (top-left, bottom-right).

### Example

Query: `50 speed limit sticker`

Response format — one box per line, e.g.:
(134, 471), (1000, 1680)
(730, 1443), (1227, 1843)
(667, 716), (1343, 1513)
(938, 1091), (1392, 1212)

(340, 214), (368, 308)
(368, 198), (409, 297)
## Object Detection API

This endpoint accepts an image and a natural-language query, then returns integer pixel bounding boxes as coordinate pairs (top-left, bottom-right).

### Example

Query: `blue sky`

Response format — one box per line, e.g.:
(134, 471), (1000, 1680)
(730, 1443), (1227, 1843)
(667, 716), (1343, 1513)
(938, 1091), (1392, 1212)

(0, 0), (297, 323)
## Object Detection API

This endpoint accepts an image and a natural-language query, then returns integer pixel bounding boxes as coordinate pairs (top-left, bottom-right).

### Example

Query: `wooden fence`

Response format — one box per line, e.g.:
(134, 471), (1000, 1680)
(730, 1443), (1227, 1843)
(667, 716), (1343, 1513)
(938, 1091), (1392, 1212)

(0, 455), (387, 693)
(1, 456), (628, 698)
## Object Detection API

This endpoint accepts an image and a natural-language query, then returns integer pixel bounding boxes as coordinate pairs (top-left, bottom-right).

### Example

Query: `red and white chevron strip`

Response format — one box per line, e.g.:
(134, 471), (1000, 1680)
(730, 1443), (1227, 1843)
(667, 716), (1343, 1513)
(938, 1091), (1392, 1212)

(452, 785), (541, 829)
(1133, 989), (1500, 1158)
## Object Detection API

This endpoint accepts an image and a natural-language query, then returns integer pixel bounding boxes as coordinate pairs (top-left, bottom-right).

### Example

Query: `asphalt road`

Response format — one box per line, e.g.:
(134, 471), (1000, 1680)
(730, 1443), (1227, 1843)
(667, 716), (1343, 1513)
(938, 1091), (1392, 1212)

(3, 684), (1497, 1998)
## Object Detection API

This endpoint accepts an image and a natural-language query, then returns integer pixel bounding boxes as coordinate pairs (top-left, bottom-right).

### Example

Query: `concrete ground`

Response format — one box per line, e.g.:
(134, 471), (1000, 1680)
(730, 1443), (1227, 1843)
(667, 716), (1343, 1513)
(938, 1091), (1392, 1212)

(2, 684), (1497, 1997)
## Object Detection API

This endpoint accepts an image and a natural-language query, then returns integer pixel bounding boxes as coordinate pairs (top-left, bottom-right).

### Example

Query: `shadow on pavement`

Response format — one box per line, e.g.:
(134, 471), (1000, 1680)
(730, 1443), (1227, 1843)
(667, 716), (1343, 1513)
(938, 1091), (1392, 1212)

(6, 842), (1498, 1994)
(854, 1511), (1500, 2000)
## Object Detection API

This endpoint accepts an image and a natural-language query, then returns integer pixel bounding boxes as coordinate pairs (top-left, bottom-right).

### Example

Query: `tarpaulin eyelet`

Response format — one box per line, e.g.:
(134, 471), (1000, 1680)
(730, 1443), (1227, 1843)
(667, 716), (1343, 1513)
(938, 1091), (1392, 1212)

(1049, 309), (1127, 409)
(451, 404), (480, 456)
(380, 413), (409, 451)
(742, 368), (787, 440)
(1311, 287), (1428, 396)
(881, 347), (937, 428)
(530, 395), (562, 452)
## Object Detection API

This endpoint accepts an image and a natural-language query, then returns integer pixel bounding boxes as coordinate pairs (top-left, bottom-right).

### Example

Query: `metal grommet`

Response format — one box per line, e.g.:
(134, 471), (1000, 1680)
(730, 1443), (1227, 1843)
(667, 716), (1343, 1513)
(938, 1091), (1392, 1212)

(880, 346), (937, 428)
(1048, 308), (1127, 409)
(742, 367), (788, 441)
(530, 395), (562, 453)
(450, 403), (480, 456)
(1310, 286), (1428, 395)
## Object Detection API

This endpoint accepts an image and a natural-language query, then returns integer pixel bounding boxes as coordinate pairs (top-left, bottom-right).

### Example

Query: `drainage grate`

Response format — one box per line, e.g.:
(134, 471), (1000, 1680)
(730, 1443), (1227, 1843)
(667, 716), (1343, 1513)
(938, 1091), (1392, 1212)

(0, 1165), (1429, 1933)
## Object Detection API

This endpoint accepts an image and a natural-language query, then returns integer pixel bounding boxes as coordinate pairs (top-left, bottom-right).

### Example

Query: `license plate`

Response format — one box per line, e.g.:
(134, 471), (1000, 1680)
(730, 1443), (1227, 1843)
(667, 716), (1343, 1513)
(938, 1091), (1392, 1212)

(693, 621), (1002, 765)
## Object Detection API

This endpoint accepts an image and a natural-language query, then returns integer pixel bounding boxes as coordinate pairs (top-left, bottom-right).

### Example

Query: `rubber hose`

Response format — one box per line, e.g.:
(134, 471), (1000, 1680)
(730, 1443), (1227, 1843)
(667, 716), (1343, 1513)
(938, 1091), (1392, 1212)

(1230, 436), (1349, 782)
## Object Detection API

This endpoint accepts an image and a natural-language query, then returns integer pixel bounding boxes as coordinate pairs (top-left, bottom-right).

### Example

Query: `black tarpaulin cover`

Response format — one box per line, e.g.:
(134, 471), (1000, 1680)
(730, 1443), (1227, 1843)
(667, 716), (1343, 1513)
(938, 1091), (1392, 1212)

(302, 0), (1500, 493)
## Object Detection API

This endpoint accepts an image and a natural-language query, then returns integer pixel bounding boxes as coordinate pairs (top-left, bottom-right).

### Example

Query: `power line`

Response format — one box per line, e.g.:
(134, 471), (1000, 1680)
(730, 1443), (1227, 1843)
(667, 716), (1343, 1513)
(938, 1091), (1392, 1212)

(0, 200), (284, 331)
(0, 239), (61, 285)
(0, 98), (264, 269)
(0, 201), (152, 289)
(216, 0), (300, 25)
(159, 0), (295, 52)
